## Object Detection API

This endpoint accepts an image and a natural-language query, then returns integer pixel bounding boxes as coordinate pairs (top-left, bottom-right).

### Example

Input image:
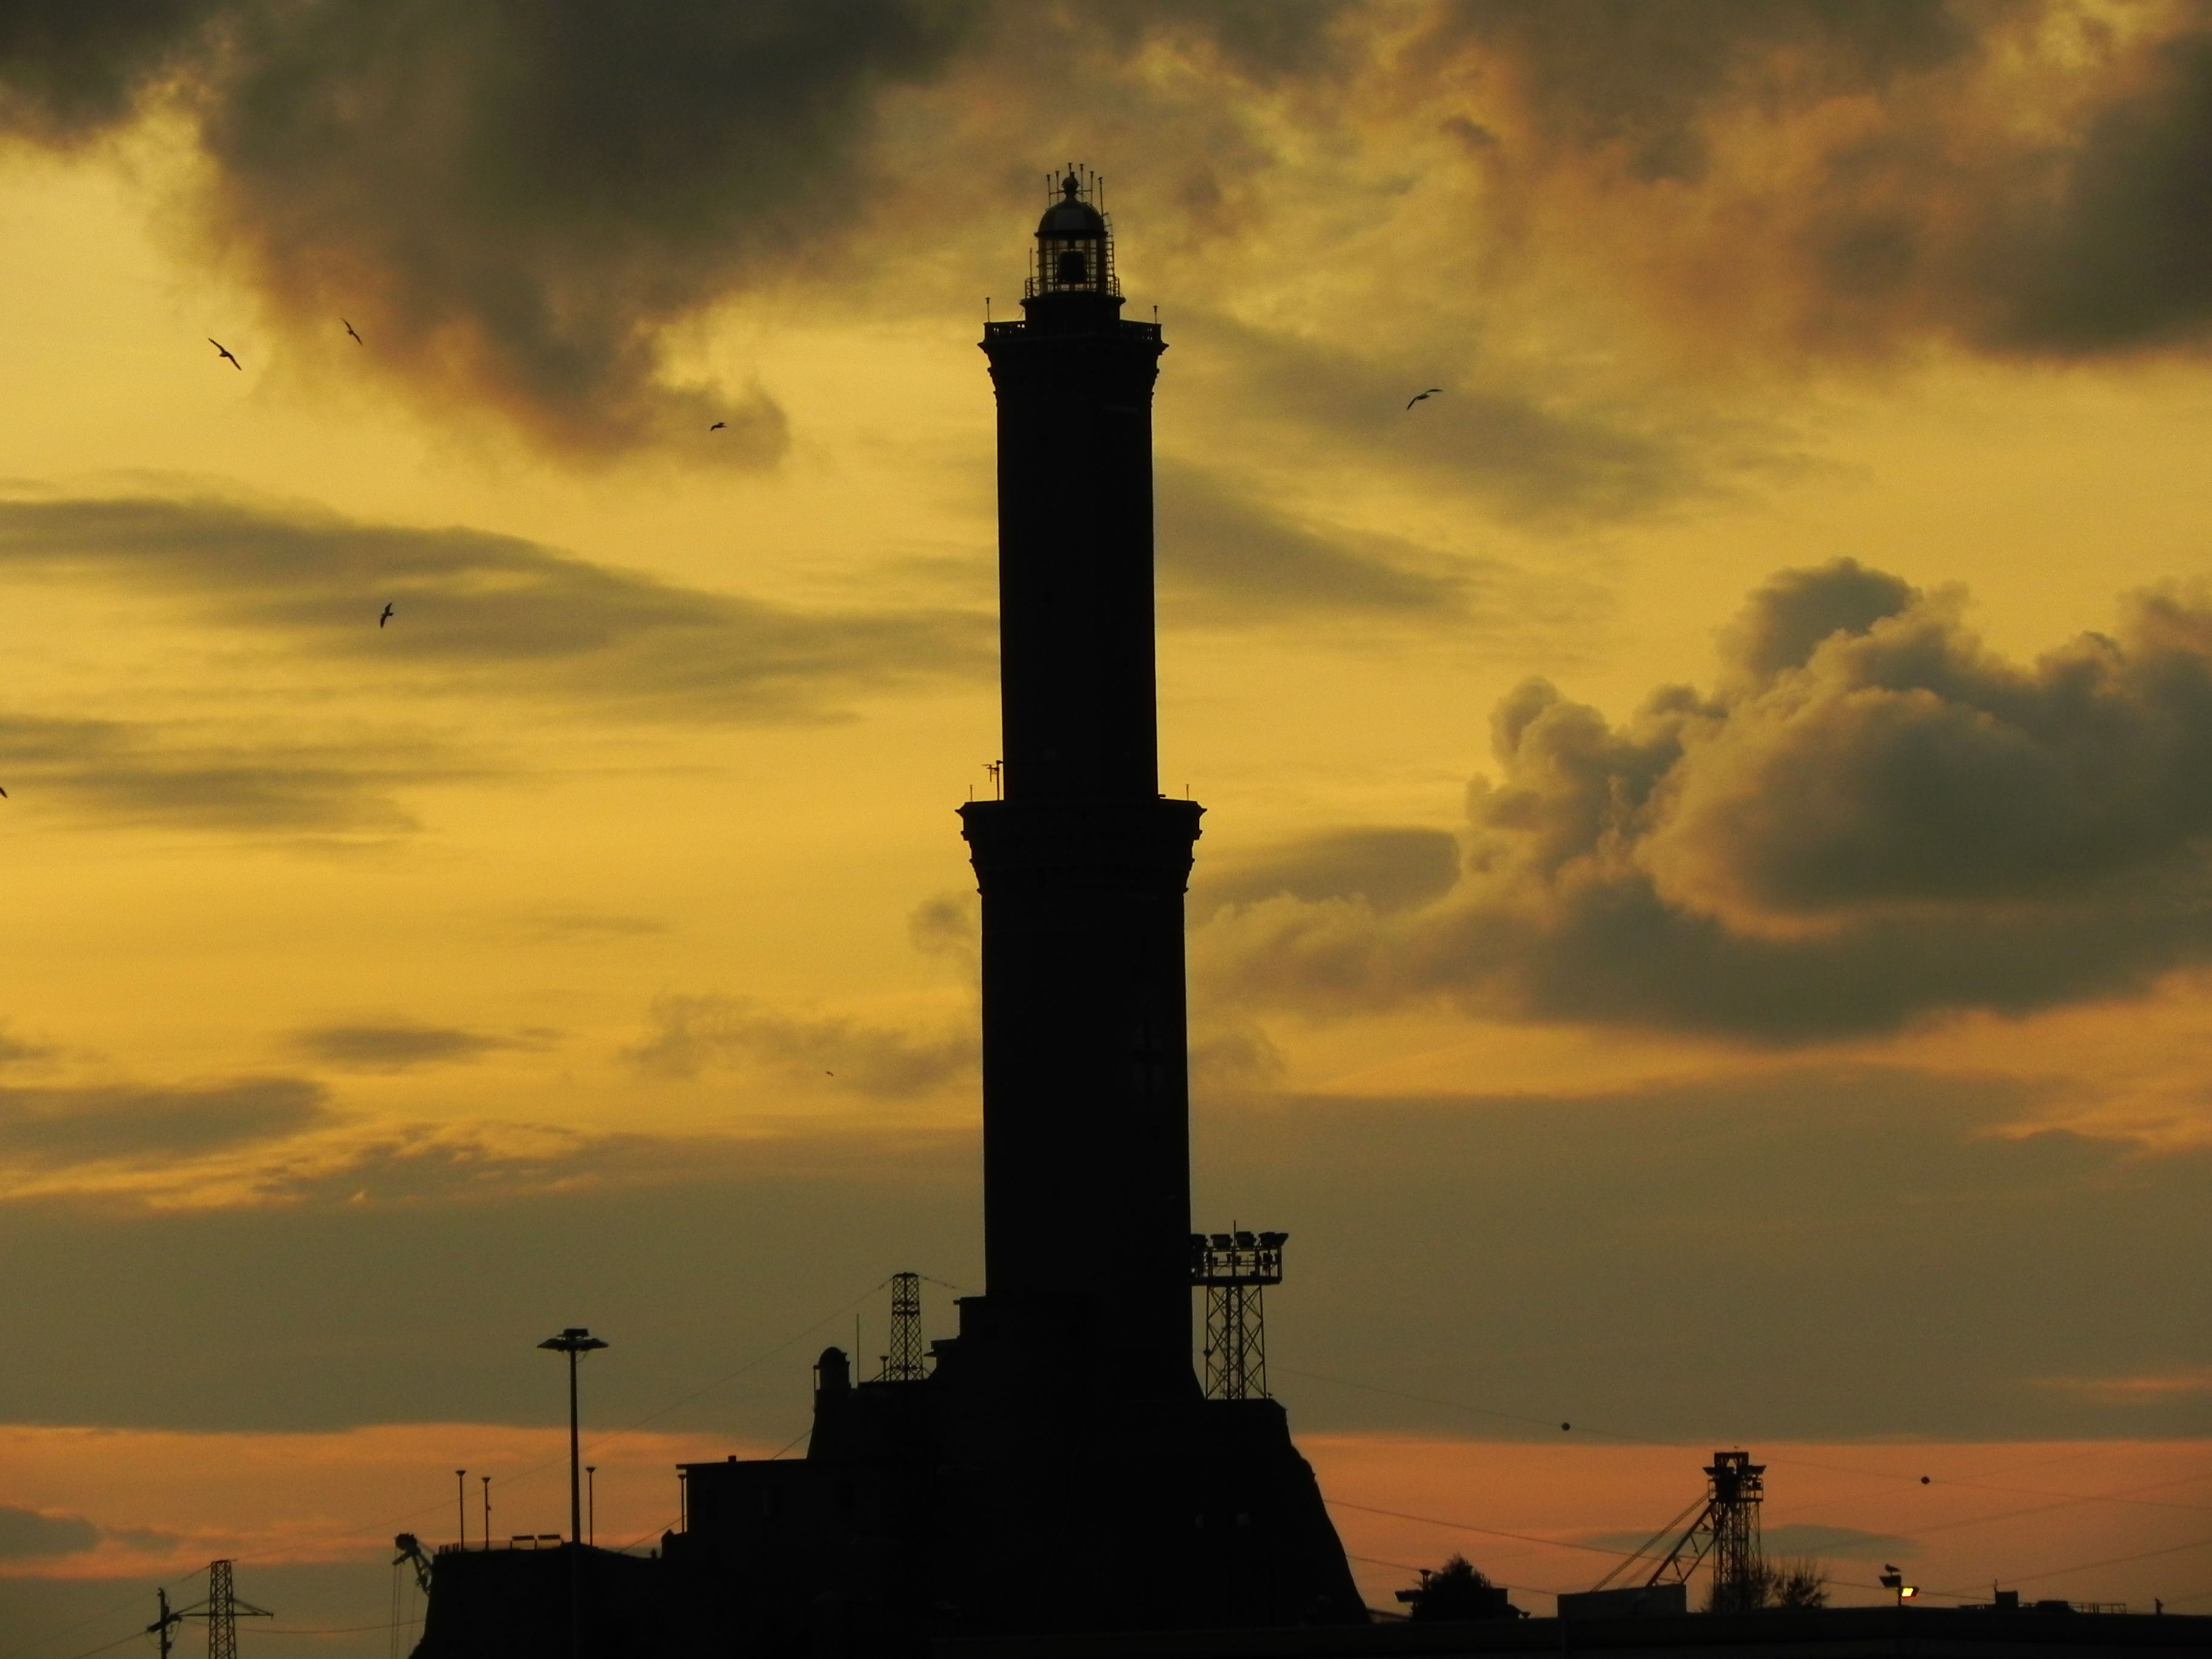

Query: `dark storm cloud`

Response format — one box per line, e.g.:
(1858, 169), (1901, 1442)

(1155, 461), (1469, 622)
(1416, 2), (2212, 361)
(0, 710), (440, 835)
(627, 992), (974, 1098)
(0, 1), (988, 456)
(0, 1506), (97, 1560)
(1982, 30), (2212, 355)
(0, 1076), (330, 1170)
(1431, 0), (1979, 184)
(0, 4), (214, 144)
(0, 493), (990, 722)
(285, 1022), (556, 1073)
(1199, 561), (2212, 1041)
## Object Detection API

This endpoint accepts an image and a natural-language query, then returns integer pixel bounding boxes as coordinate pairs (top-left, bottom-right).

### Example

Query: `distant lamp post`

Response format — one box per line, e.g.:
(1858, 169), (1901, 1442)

(540, 1326), (609, 1659)
(1880, 1569), (1916, 1607)
(455, 1469), (467, 1550)
(586, 1466), (597, 1547)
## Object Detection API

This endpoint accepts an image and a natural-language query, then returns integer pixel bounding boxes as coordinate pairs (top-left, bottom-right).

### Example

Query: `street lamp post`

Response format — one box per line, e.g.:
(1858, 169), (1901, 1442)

(540, 1327), (609, 1659)
(455, 1469), (466, 1550)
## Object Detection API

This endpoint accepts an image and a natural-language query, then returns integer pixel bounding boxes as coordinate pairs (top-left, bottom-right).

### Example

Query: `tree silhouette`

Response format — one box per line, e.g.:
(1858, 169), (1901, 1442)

(1401, 1555), (1517, 1621)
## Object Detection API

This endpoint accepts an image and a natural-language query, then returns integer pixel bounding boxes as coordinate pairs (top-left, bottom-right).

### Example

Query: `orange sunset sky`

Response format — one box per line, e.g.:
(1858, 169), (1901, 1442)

(2, 3), (2211, 1654)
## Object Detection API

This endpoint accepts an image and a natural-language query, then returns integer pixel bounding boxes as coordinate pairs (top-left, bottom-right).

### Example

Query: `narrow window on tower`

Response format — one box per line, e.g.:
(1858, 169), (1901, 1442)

(1122, 984), (1172, 1111)
(1056, 248), (1089, 284)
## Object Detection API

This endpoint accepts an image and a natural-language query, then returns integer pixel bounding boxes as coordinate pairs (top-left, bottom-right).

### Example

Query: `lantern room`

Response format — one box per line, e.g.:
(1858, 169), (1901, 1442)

(1028, 167), (1119, 299)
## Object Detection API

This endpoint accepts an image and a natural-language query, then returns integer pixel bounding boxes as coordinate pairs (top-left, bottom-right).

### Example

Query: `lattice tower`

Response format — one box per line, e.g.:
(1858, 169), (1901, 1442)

(1190, 1230), (1287, 1399)
(883, 1272), (927, 1381)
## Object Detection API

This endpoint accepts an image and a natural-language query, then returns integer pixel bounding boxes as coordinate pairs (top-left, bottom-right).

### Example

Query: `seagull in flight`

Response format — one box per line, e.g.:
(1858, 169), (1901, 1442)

(378, 603), (394, 628)
(1406, 387), (1442, 409)
(708, 421), (726, 431)
(343, 318), (364, 345)
(210, 338), (242, 370)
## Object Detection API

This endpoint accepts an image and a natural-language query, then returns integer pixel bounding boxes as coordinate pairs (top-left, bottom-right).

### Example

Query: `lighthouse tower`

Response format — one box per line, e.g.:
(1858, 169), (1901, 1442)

(962, 170), (1201, 1414)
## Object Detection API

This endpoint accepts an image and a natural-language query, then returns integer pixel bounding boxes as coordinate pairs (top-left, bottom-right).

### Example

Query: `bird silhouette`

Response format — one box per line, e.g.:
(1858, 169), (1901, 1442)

(378, 603), (394, 628)
(0, 786), (8, 797)
(210, 338), (242, 370)
(1406, 387), (1442, 409)
(708, 421), (726, 431)
(1885, 1565), (1900, 1574)
(343, 318), (364, 345)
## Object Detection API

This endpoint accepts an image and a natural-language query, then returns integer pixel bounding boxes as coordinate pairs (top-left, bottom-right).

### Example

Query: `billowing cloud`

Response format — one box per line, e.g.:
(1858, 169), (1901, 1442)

(626, 992), (976, 1097)
(0, 1506), (98, 1560)
(1199, 561), (2212, 1040)
(0, 492), (991, 724)
(0, 1077), (330, 1170)
(285, 1022), (557, 1073)
(1193, 825), (1459, 918)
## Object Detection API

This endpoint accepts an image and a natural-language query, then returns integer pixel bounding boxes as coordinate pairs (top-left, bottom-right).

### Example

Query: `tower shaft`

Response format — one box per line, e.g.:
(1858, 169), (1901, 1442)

(963, 203), (1198, 1405)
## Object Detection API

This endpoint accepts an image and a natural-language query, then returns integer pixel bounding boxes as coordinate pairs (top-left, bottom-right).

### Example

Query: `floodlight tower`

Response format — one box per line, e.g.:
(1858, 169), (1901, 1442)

(1191, 1230), (1287, 1399)
(539, 1326), (609, 1659)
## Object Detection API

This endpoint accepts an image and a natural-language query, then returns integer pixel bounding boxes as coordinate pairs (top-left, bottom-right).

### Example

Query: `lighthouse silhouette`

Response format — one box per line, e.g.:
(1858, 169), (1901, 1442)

(407, 172), (1366, 1659)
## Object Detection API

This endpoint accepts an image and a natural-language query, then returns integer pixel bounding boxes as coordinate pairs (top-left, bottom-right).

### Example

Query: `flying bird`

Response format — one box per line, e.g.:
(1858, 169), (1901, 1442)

(378, 603), (394, 628)
(209, 338), (241, 370)
(708, 421), (726, 431)
(343, 318), (364, 345)
(1405, 387), (1442, 409)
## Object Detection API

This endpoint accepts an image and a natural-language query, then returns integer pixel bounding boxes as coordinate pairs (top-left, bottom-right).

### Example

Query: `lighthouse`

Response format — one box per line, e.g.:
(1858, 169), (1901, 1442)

(651, 172), (1366, 1651)
(962, 170), (1202, 1414)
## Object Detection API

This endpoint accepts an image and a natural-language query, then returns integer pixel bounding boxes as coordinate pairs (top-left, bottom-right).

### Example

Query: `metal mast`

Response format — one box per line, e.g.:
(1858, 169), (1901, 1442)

(882, 1272), (927, 1381)
(1190, 1230), (1286, 1399)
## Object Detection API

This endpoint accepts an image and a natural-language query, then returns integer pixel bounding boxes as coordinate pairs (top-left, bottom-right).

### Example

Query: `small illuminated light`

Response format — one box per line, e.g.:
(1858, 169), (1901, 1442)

(1901, 1587), (1918, 1600)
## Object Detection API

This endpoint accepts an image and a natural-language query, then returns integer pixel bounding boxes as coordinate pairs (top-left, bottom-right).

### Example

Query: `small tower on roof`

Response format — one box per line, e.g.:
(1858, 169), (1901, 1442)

(1030, 167), (1119, 299)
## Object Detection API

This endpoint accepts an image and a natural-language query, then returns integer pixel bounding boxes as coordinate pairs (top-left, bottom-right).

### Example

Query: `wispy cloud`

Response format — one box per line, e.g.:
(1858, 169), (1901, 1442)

(0, 1077), (331, 1171)
(625, 992), (975, 1098)
(284, 1022), (558, 1074)
(0, 491), (993, 725)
